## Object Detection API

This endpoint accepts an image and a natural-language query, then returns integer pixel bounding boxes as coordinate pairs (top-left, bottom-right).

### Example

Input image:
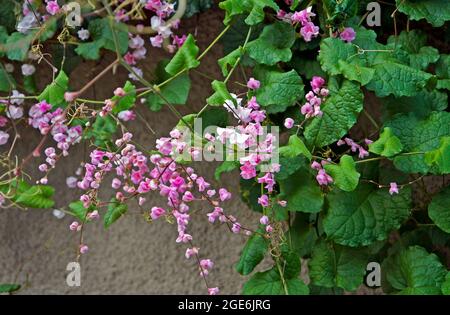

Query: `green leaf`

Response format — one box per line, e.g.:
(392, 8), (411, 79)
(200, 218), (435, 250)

(220, 0), (279, 26)
(0, 0), (18, 33)
(428, 187), (450, 233)
(365, 59), (434, 98)
(424, 136), (450, 174)
(206, 80), (234, 106)
(289, 56), (326, 80)
(112, 81), (136, 114)
(396, 0), (450, 27)
(165, 34), (200, 75)
(104, 198), (128, 228)
(247, 22), (295, 65)
(387, 30), (440, 70)
(5, 32), (32, 61)
(85, 115), (117, 150)
(0, 65), (15, 92)
(218, 48), (242, 77)
(146, 59), (191, 111)
(324, 155), (360, 192)
(369, 127), (403, 157)
(75, 39), (105, 60)
(318, 37), (375, 85)
(381, 90), (448, 120)
(442, 273), (450, 295)
(68, 201), (89, 221)
(0, 283), (21, 293)
(254, 66), (304, 113)
(304, 80), (363, 147)
(279, 169), (324, 213)
(184, 0), (214, 17)
(214, 161), (239, 181)
(382, 246), (447, 294)
(288, 213), (318, 257)
(309, 240), (367, 291)
(242, 268), (309, 295)
(279, 135), (312, 160)
(37, 70), (69, 107)
(236, 226), (268, 275)
(276, 156), (306, 181)
(324, 184), (411, 247)
(436, 55), (450, 79)
(14, 185), (55, 209)
(88, 18), (128, 55)
(385, 112), (450, 174)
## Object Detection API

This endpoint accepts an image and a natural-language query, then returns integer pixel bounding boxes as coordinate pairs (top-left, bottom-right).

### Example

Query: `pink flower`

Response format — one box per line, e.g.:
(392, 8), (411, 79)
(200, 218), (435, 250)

(247, 77), (260, 90)
(311, 76), (325, 91)
(150, 35), (164, 47)
(316, 169), (333, 185)
(266, 225), (273, 233)
(218, 188), (231, 201)
(240, 162), (256, 180)
(0, 131), (9, 145)
(300, 21), (319, 42)
(284, 118), (294, 129)
(87, 210), (99, 220)
(311, 161), (321, 170)
(123, 52), (136, 65)
(231, 223), (241, 234)
(260, 215), (269, 225)
(185, 247), (199, 259)
(46, 1), (60, 15)
(358, 147), (369, 159)
(208, 287), (220, 295)
(69, 221), (80, 231)
(118, 110), (136, 121)
(200, 259), (214, 270)
(0, 116), (8, 127)
(258, 194), (269, 207)
(151, 206), (166, 220)
(277, 200), (287, 207)
(340, 27), (356, 43)
(389, 182), (399, 195)
(79, 244), (89, 254)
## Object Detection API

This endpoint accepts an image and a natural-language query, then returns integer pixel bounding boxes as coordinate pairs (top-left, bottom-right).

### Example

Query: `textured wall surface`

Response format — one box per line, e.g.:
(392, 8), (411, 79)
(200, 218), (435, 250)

(0, 7), (267, 295)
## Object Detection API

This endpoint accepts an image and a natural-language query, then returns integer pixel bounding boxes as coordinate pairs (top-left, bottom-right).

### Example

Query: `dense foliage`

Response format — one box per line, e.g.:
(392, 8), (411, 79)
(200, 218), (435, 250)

(0, 0), (450, 295)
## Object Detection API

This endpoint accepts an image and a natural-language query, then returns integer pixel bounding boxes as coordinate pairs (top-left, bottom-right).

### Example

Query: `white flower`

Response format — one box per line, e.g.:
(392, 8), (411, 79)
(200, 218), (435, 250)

(52, 209), (66, 219)
(0, 130), (10, 145)
(6, 105), (24, 120)
(10, 90), (25, 105)
(223, 94), (251, 122)
(77, 28), (90, 41)
(128, 67), (143, 81)
(150, 16), (172, 38)
(129, 35), (144, 49)
(66, 176), (78, 188)
(21, 64), (36, 76)
(17, 13), (38, 33)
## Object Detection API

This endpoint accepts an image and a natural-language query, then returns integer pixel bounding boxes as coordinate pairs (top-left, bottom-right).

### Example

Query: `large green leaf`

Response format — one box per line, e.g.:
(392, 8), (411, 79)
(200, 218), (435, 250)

(37, 70), (69, 107)
(88, 18), (128, 55)
(278, 169), (324, 213)
(385, 111), (450, 174)
(369, 127), (403, 157)
(5, 32), (33, 61)
(324, 184), (411, 247)
(0, 65), (16, 92)
(382, 246), (447, 294)
(323, 155), (360, 192)
(304, 80), (363, 147)
(220, 0), (279, 26)
(396, 0), (450, 27)
(0, 180), (55, 209)
(236, 226), (268, 275)
(428, 187), (450, 233)
(247, 22), (295, 65)
(442, 273), (450, 295)
(75, 39), (105, 60)
(309, 240), (367, 291)
(68, 201), (90, 221)
(104, 198), (128, 228)
(242, 268), (309, 295)
(112, 81), (136, 114)
(254, 66), (304, 113)
(206, 80), (234, 106)
(424, 137), (450, 174)
(387, 30), (439, 70)
(165, 34), (200, 75)
(279, 135), (312, 160)
(0, 283), (21, 293)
